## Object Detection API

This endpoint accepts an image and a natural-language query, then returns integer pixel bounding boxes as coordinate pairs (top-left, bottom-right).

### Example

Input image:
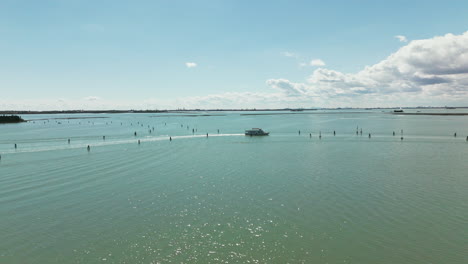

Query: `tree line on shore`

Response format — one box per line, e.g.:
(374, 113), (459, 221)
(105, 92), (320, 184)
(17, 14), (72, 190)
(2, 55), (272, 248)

(0, 115), (25, 123)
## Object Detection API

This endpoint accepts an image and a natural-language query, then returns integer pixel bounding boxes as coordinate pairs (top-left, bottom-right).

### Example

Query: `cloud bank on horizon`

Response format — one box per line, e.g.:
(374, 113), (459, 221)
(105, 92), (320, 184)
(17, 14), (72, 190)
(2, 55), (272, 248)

(2, 31), (468, 110)
(178, 31), (468, 109)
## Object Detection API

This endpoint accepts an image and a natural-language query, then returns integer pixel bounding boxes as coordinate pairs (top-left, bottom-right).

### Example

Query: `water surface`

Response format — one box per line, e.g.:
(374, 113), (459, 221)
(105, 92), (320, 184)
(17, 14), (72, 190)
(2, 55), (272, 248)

(1, 110), (467, 263)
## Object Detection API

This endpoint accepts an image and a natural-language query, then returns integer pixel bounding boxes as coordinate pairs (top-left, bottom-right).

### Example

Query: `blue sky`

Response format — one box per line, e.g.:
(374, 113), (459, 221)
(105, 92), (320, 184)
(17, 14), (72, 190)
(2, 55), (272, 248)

(1, 0), (468, 109)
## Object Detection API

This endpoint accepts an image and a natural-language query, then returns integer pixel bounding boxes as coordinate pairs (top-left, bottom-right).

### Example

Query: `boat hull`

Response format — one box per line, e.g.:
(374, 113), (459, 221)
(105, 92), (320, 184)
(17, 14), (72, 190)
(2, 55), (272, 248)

(245, 132), (269, 136)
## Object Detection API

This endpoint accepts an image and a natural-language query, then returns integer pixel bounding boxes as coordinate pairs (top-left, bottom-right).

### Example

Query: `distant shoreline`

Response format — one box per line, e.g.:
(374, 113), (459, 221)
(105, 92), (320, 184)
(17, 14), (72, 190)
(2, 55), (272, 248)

(1, 107), (467, 115)
(391, 112), (468, 116)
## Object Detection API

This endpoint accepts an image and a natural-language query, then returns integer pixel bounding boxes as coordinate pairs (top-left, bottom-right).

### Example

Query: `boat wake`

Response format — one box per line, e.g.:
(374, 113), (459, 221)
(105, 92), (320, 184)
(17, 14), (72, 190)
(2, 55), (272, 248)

(0, 134), (245, 154)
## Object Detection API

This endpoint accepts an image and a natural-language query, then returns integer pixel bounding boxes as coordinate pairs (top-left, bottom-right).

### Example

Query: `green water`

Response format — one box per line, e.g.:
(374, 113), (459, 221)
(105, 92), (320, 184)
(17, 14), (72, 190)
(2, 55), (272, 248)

(1, 110), (467, 263)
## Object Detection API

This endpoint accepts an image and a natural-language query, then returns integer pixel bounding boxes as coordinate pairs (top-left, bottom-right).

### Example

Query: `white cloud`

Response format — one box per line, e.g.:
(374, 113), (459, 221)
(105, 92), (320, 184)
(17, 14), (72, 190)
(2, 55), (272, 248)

(3, 32), (468, 110)
(298, 31), (468, 102)
(185, 62), (197, 68)
(281, 51), (297, 58)
(0, 97), (139, 111)
(310, 59), (326, 67)
(266, 79), (311, 97)
(84, 96), (100, 101)
(395, 35), (408, 42)
(178, 31), (468, 108)
(166, 91), (317, 109)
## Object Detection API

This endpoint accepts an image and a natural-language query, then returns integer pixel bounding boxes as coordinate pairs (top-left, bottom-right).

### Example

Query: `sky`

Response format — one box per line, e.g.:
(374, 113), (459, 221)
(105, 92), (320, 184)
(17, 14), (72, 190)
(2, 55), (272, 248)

(1, 0), (468, 110)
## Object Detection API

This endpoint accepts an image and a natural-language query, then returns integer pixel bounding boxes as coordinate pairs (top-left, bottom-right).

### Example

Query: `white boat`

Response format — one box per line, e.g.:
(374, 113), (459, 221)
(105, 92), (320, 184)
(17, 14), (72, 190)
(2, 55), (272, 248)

(245, 128), (269, 136)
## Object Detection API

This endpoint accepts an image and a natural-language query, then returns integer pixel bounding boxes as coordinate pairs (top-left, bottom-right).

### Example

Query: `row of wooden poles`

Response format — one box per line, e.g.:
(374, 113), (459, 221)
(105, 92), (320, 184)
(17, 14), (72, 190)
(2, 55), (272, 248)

(5, 120), (468, 154)
(31, 130), (468, 152)
(5, 120), (209, 153)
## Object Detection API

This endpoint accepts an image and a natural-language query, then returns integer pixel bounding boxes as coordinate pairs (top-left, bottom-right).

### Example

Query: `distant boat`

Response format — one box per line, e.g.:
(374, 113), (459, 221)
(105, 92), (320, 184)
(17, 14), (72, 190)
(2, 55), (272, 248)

(393, 108), (404, 113)
(245, 128), (269, 136)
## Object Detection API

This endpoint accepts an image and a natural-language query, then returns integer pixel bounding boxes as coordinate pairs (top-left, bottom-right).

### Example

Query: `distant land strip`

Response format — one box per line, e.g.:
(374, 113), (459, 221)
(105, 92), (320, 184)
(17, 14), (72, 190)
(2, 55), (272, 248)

(0, 109), (315, 114)
(241, 112), (370, 116)
(0, 107), (467, 115)
(391, 112), (468, 116)
(31, 117), (110, 121)
(151, 114), (226, 117)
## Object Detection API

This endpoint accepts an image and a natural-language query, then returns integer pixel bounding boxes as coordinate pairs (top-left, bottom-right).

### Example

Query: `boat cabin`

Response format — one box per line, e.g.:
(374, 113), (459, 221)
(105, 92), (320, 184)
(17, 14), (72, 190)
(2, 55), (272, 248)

(245, 128), (269, 136)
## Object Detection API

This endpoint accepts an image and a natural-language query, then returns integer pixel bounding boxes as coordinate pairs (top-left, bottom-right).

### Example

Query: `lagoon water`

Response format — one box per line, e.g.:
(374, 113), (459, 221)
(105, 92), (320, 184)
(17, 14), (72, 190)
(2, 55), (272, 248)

(0, 110), (467, 263)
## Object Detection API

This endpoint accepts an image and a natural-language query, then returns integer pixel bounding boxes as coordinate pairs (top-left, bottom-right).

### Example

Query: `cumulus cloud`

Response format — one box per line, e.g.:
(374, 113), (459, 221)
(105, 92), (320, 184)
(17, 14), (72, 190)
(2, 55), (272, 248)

(3, 32), (468, 110)
(310, 59), (326, 66)
(266, 79), (311, 97)
(79, 32), (468, 109)
(395, 35), (408, 42)
(185, 62), (197, 68)
(181, 31), (468, 108)
(292, 31), (468, 104)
